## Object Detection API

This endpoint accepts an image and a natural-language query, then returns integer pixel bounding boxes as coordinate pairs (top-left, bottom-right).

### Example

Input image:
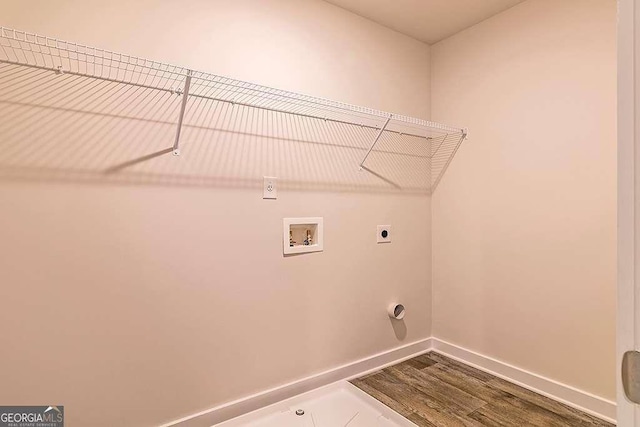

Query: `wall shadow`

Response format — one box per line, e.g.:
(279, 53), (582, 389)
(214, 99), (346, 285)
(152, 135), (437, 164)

(389, 318), (408, 341)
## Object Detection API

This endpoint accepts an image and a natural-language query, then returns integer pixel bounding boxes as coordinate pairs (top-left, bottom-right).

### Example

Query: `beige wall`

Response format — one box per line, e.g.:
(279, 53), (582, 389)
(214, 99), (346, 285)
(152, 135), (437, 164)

(0, 1), (432, 426)
(431, 0), (616, 400)
(0, 0), (618, 423)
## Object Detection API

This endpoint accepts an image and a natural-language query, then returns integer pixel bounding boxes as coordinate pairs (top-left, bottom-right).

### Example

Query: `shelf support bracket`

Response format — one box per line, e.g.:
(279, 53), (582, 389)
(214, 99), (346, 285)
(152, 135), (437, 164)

(172, 70), (193, 156)
(359, 114), (392, 170)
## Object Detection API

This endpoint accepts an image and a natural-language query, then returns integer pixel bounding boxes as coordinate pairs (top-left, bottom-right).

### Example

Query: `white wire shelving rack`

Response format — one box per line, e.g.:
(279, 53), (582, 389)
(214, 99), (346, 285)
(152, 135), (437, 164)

(0, 27), (467, 193)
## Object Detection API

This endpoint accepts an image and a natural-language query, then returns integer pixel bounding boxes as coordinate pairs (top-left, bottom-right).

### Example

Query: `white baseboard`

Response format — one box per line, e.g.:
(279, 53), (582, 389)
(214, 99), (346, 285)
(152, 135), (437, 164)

(161, 336), (616, 426)
(160, 338), (432, 427)
(431, 338), (616, 424)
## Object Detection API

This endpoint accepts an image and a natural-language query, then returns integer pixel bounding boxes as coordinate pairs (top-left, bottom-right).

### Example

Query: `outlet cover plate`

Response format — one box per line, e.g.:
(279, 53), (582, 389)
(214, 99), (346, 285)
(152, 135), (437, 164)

(377, 225), (391, 243)
(263, 176), (277, 199)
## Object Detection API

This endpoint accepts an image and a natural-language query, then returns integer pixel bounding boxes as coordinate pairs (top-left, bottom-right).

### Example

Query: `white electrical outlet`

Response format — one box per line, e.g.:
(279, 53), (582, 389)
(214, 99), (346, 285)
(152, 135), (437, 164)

(377, 225), (391, 243)
(263, 176), (277, 199)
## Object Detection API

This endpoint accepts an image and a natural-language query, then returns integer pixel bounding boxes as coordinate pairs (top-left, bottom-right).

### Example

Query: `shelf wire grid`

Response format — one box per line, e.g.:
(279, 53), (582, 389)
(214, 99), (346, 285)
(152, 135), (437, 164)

(0, 26), (466, 193)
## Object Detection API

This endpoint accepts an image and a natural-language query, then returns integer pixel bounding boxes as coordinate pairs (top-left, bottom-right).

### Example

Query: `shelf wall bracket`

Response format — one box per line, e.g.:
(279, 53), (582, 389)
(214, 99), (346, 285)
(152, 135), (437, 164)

(172, 70), (193, 156)
(359, 114), (392, 170)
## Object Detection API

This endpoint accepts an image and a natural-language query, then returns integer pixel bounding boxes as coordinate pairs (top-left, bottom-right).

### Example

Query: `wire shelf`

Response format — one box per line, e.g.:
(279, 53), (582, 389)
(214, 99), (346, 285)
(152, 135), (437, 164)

(0, 26), (467, 193)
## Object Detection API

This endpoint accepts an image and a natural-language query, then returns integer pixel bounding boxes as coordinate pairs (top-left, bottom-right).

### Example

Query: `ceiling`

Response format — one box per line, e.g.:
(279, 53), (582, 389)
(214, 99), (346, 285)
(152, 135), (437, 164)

(323, 0), (526, 44)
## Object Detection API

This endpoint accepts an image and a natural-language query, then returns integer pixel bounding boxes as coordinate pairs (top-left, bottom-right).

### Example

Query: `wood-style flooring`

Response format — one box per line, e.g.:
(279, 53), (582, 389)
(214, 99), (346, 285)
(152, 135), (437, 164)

(350, 352), (613, 427)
